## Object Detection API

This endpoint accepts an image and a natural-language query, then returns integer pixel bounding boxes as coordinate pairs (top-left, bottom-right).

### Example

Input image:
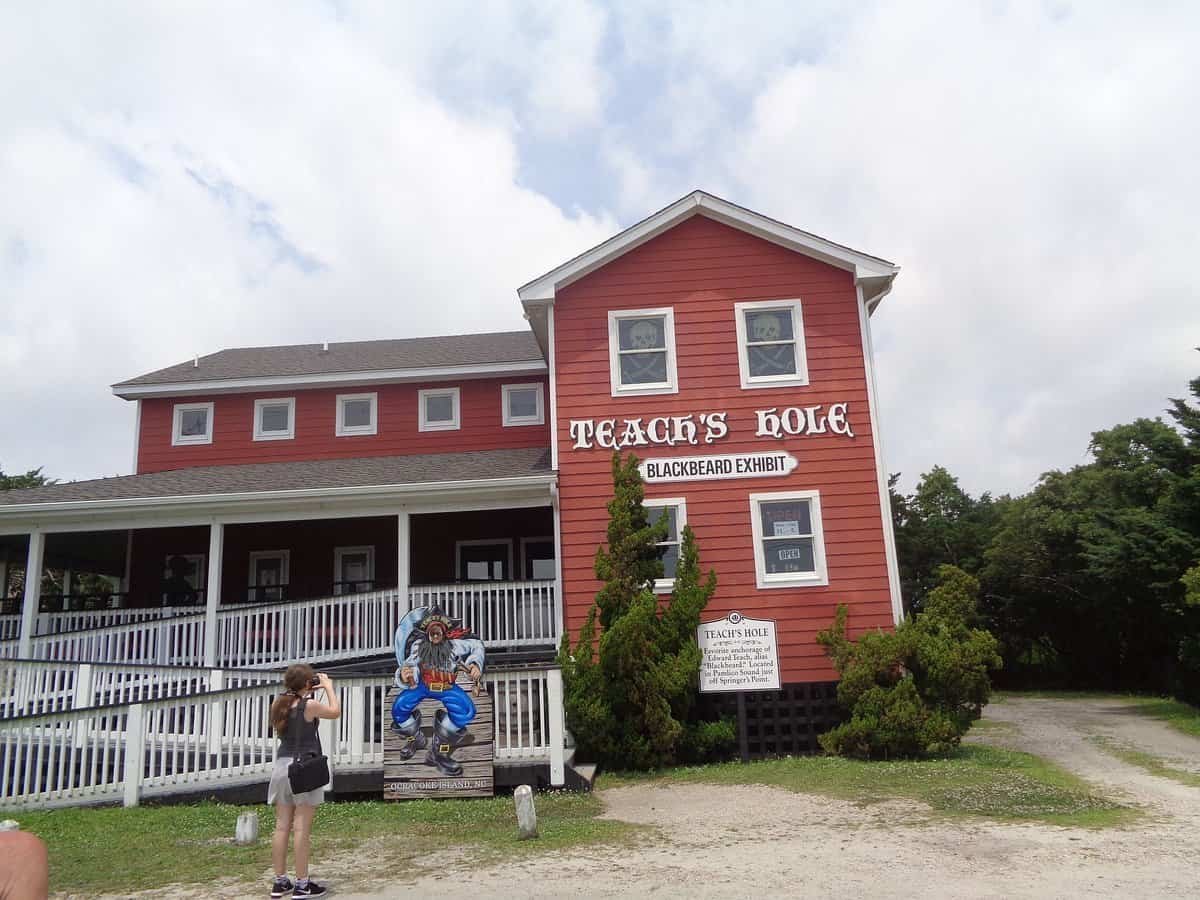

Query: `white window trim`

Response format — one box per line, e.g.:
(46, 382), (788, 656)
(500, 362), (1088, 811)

(333, 545), (375, 595)
(518, 535), (555, 581)
(454, 538), (514, 581)
(607, 307), (679, 397)
(171, 402), (214, 446)
(247, 549), (290, 601)
(335, 392), (378, 437)
(253, 397), (296, 441)
(645, 497), (687, 594)
(418, 386), (461, 432)
(749, 490), (829, 589)
(734, 298), (810, 390)
(501, 383), (545, 427)
(162, 553), (206, 590)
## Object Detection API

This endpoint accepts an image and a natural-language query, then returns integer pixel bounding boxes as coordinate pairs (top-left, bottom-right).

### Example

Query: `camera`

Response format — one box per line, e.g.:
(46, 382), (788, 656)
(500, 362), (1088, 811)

(309, 675), (322, 688)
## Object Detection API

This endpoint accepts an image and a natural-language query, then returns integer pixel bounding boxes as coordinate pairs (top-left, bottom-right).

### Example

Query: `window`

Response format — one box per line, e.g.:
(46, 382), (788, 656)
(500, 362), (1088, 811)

(162, 554), (205, 606)
(455, 539), (513, 582)
(734, 299), (809, 389)
(502, 383), (545, 427)
(248, 550), (290, 603)
(334, 545), (375, 595)
(418, 387), (461, 432)
(749, 490), (828, 588)
(335, 392), (377, 436)
(608, 307), (678, 396)
(645, 498), (686, 592)
(253, 397), (295, 441)
(171, 402), (214, 446)
(520, 537), (556, 580)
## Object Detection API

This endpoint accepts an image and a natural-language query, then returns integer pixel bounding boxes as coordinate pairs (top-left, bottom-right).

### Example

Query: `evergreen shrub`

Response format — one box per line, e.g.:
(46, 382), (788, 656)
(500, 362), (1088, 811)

(817, 564), (1002, 759)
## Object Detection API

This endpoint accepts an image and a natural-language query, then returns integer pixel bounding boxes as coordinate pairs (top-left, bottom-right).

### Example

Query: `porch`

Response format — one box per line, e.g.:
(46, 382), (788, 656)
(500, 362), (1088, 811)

(1, 506), (561, 666)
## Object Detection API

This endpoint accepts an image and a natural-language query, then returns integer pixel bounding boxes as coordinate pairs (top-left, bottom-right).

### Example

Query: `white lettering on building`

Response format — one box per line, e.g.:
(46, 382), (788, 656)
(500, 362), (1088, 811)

(567, 405), (851, 450)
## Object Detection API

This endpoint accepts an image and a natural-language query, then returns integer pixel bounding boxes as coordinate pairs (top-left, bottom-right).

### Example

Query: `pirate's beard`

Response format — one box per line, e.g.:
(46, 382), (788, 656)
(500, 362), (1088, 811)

(418, 636), (456, 674)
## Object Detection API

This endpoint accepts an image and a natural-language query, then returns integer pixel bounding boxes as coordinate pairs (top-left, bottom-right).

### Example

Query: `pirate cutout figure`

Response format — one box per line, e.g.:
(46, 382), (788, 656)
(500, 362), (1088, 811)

(745, 311), (797, 377)
(390, 606), (485, 777)
(619, 317), (668, 384)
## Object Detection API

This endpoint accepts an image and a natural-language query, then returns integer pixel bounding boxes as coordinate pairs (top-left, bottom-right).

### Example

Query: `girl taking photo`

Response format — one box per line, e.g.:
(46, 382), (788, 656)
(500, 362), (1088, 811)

(268, 664), (341, 898)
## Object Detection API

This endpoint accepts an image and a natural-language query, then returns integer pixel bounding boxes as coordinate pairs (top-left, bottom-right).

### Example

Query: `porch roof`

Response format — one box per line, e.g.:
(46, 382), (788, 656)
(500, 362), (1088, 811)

(0, 448), (553, 512)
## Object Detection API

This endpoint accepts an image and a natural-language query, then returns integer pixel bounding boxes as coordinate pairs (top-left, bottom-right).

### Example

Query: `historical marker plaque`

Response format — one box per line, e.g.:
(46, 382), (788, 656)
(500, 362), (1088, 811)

(697, 611), (781, 693)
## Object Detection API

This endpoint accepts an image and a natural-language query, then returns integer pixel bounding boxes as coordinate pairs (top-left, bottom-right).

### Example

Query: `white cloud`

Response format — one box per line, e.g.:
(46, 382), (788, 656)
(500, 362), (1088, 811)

(0, 2), (615, 480)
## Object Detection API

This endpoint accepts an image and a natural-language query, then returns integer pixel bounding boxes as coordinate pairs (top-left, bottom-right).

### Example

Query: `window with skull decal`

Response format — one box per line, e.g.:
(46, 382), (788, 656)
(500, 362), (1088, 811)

(734, 299), (809, 389)
(608, 308), (678, 394)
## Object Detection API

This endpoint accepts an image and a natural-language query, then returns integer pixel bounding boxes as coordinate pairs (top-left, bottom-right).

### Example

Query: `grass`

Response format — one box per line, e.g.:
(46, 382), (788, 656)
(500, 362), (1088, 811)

(995, 690), (1200, 739)
(15, 792), (637, 895)
(1091, 737), (1200, 789)
(599, 744), (1136, 828)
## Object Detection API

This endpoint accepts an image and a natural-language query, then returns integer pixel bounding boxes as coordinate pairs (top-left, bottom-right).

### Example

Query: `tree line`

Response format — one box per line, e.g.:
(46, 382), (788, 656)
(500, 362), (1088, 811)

(891, 359), (1200, 705)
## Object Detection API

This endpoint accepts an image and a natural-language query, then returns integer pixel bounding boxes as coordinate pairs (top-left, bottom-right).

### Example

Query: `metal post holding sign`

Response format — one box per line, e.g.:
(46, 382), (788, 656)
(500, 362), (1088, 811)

(697, 611), (781, 764)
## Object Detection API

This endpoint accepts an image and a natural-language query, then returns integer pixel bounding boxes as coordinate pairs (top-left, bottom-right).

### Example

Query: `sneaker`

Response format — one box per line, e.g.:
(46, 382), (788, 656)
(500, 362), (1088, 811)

(270, 877), (294, 899)
(293, 881), (328, 898)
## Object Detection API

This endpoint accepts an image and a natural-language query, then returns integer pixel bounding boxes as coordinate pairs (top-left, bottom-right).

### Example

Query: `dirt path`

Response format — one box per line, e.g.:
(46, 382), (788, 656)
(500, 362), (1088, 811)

(126, 697), (1200, 900)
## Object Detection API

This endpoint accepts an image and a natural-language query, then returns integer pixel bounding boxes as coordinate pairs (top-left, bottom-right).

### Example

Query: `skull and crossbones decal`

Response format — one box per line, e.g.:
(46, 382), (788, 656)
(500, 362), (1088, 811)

(746, 312), (796, 376)
(621, 318), (667, 383)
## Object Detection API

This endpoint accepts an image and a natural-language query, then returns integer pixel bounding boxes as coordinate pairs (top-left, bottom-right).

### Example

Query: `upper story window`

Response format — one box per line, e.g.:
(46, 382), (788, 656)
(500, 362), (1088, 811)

(608, 307), (678, 397)
(172, 402), (214, 446)
(253, 397), (295, 441)
(734, 299), (809, 389)
(336, 392), (378, 437)
(645, 497), (686, 593)
(419, 387), (461, 432)
(334, 545), (375, 595)
(749, 490), (828, 588)
(502, 383), (545, 427)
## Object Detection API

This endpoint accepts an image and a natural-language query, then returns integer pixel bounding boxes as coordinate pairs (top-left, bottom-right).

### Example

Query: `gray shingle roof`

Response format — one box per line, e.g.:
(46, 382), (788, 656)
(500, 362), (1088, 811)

(113, 330), (544, 389)
(0, 448), (552, 508)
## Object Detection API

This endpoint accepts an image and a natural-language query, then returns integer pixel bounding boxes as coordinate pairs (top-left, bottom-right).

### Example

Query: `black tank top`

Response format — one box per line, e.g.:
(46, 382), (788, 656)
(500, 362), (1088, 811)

(279, 697), (322, 759)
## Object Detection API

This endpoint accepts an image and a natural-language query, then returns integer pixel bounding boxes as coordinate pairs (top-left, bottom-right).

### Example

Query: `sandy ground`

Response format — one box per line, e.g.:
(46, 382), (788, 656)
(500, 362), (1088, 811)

(111, 696), (1200, 899)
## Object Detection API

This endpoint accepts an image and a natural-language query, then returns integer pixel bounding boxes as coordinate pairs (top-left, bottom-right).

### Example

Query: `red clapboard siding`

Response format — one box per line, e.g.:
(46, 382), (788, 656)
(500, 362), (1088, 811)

(553, 214), (893, 685)
(136, 376), (549, 473)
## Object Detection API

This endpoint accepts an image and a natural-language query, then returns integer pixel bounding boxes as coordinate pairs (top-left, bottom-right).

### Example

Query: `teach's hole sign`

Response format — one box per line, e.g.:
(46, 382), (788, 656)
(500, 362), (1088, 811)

(567, 402), (854, 450)
(697, 611), (781, 693)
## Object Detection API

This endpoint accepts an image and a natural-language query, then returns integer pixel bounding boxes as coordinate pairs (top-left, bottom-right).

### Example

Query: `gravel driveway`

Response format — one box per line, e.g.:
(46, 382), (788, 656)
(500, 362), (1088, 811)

(339, 696), (1200, 900)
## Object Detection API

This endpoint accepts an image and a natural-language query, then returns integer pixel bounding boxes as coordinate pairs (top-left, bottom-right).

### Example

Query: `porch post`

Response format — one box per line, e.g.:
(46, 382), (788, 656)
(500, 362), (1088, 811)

(18, 530), (44, 658)
(397, 512), (410, 615)
(203, 521), (224, 667)
(551, 484), (564, 644)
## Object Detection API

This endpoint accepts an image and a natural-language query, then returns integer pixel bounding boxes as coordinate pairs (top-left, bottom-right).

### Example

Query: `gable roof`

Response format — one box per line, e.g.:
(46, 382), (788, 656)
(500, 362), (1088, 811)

(518, 190), (899, 309)
(112, 331), (545, 399)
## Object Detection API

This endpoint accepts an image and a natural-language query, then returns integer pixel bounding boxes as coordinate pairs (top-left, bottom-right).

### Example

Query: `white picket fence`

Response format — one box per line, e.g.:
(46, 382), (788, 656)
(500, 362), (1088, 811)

(0, 667), (565, 809)
(0, 582), (559, 668)
(0, 659), (275, 718)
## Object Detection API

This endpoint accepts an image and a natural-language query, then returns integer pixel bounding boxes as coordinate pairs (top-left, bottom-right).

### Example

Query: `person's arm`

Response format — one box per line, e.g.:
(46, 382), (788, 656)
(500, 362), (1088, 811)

(304, 673), (342, 720)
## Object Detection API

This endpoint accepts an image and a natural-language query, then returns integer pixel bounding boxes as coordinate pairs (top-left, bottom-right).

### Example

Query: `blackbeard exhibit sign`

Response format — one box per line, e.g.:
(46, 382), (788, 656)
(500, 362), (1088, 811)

(639, 451), (797, 483)
(384, 606), (494, 799)
(696, 611), (781, 693)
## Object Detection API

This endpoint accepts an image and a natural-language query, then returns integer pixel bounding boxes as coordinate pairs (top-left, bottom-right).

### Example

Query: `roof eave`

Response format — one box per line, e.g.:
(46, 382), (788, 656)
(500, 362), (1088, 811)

(111, 359), (548, 400)
(517, 190), (899, 304)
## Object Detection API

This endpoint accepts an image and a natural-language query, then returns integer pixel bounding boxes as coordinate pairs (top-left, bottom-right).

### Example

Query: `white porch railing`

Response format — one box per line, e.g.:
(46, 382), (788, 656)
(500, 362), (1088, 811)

(0, 659), (274, 718)
(0, 581), (559, 669)
(0, 607), (193, 641)
(0, 667), (566, 809)
(410, 580), (558, 649)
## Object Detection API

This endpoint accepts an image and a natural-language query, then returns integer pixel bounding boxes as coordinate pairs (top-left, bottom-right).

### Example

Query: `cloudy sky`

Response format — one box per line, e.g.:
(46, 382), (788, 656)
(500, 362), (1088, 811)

(2, 1), (1197, 497)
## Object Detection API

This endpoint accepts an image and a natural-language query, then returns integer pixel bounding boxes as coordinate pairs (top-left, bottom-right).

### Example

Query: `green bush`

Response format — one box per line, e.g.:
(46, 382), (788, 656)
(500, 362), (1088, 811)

(558, 452), (732, 769)
(817, 565), (1002, 759)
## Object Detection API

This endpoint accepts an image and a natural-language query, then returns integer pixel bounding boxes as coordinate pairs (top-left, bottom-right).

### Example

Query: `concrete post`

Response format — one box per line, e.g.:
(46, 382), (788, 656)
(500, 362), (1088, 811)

(17, 531), (44, 658)
(203, 522), (224, 667)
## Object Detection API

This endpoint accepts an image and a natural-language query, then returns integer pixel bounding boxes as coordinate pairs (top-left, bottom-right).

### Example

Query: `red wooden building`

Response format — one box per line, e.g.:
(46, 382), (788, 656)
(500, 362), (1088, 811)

(0, 191), (900, 790)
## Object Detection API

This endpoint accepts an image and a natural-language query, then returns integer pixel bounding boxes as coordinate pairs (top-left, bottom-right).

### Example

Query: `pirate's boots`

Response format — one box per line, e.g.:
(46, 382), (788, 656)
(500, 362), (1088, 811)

(426, 708), (465, 776)
(392, 708), (426, 760)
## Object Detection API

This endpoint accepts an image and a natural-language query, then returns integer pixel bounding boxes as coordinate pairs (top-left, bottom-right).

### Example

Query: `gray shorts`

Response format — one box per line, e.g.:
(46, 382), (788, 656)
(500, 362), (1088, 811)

(267, 756), (327, 807)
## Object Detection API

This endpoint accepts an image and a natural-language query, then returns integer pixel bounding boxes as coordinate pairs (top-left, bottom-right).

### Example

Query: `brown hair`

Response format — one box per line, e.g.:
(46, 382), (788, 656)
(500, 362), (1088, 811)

(270, 664), (316, 735)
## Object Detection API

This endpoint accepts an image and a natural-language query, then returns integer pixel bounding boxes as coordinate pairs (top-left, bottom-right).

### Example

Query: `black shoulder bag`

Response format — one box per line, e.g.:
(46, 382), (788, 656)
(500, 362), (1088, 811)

(284, 698), (330, 794)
